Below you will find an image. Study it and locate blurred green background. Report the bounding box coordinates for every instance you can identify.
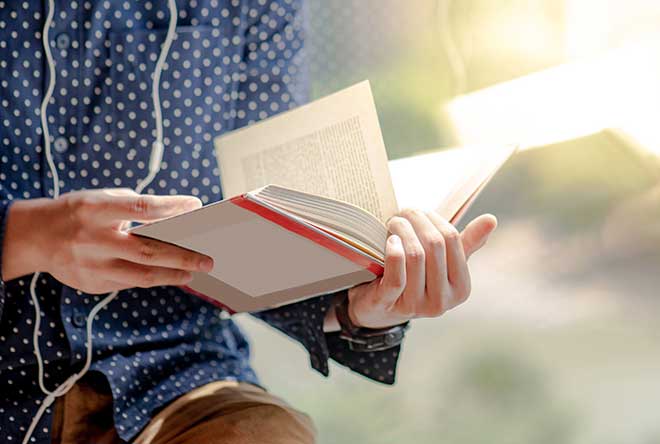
[235,1,660,443]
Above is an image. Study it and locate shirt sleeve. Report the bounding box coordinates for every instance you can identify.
[0,200,14,321]
[252,292,402,385]
[235,1,402,384]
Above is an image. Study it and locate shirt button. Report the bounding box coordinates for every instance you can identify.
[53,137,68,153]
[56,33,71,50]
[72,310,86,328]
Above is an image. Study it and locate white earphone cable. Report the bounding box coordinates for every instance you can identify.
[139,0,177,194]
[29,0,58,402]
[23,1,178,442]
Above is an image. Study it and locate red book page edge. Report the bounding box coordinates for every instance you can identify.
[180,285,238,315]
[230,195,385,277]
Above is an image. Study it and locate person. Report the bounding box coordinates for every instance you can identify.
[0,1,497,443]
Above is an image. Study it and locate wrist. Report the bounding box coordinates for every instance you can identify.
[335,292,409,352]
[2,198,57,280]
[346,286,364,327]
[322,288,367,333]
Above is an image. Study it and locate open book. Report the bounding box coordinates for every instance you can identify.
[131,81,516,312]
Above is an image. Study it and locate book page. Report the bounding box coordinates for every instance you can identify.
[389,144,517,222]
[389,148,469,212]
[215,81,398,222]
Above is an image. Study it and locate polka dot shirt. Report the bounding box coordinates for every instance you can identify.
[0,1,401,442]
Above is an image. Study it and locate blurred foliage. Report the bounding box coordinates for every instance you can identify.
[369,51,452,158]
[448,0,565,91]
[246,2,660,444]
[435,349,577,444]
[307,0,453,156]
[307,0,566,157]
[463,131,660,235]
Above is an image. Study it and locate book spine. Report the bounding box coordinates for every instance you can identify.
[180,285,237,315]
[230,195,384,276]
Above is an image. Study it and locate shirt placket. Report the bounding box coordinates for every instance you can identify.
[60,287,91,366]
[43,0,78,195]
[47,1,88,367]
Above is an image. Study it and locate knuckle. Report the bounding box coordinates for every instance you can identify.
[397,306,415,319]
[427,234,446,251]
[182,250,200,268]
[458,293,470,305]
[387,216,405,231]
[174,270,192,283]
[180,253,195,269]
[132,195,151,218]
[400,208,423,219]
[405,246,425,264]
[139,269,157,287]
[138,241,157,263]
[70,195,95,218]
[456,285,471,304]
[394,298,416,318]
[181,255,199,271]
[425,298,445,317]
[428,306,444,317]
[443,226,461,244]
[410,208,426,219]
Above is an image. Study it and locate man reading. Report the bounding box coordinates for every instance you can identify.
[0,1,496,443]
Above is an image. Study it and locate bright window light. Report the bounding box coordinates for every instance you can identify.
[445,37,660,152]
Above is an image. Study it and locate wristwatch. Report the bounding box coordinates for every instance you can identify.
[335,292,409,352]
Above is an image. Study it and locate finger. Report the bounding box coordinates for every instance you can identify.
[400,210,449,316]
[461,214,498,259]
[426,211,470,307]
[426,212,466,285]
[100,233,214,272]
[377,234,406,308]
[98,259,194,288]
[387,215,425,316]
[89,192,202,224]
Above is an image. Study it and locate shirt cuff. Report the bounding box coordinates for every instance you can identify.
[0,199,15,321]
[253,292,402,385]
[325,334,401,385]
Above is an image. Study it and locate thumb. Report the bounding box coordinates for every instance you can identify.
[461,214,497,259]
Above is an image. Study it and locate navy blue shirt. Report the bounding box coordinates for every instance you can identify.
[0,1,401,442]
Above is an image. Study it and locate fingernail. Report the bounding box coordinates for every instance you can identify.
[184,198,202,209]
[388,234,402,246]
[199,257,214,272]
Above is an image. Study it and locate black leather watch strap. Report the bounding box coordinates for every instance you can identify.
[335,292,408,352]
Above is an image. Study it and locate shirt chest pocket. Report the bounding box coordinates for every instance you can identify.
[107,26,243,151]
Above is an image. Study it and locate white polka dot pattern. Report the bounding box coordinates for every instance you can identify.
[0,1,401,443]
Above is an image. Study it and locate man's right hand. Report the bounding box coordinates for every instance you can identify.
[2,189,213,294]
